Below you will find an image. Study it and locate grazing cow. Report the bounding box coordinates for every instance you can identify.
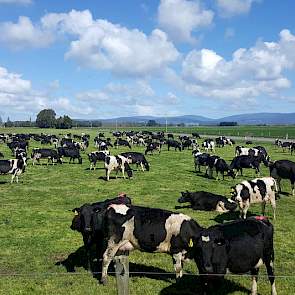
[31,148,62,165]
[207,157,235,180]
[193,151,211,174]
[181,139,194,150]
[177,191,237,212]
[70,194,132,268]
[0,154,27,183]
[215,136,233,148]
[246,140,253,145]
[229,155,269,177]
[58,147,82,164]
[193,217,277,295]
[120,152,149,172]
[144,142,161,155]
[88,151,110,170]
[100,204,203,284]
[235,146,260,157]
[7,141,28,155]
[104,155,133,181]
[192,132,201,139]
[0,152,4,158]
[231,177,277,219]
[269,160,295,195]
[280,141,292,152]
[167,140,182,151]
[114,139,131,149]
[202,139,215,152]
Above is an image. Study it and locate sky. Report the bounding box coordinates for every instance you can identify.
[0,0,295,120]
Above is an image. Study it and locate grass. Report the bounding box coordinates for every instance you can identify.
[0,127,295,294]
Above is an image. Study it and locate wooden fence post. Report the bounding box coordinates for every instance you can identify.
[114,251,129,295]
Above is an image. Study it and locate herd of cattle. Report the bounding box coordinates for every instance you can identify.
[1,130,295,294]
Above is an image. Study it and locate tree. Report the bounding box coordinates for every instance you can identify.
[146,119,157,127]
[36,109,56,128]
[56,115,73,129]
[4,117,14,127]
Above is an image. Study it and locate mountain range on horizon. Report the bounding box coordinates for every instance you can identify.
[76,112,295,125]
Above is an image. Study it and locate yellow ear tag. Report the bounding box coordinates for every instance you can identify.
[189,238,194,248]
[74,210,79,216]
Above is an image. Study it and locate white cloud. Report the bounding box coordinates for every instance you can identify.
[181,29,295,101]
[157,0,214,43]
[0,16,54,50]
[41,10,180,76]
[225,27,235,39]
[216,0,260,18]
[0,0,32,4]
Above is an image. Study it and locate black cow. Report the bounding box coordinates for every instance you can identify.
[70,194,132,269]
[88,151,109,170]
[177,191,237,212]
[31,148,62,165]
[114,139,131,149]
[167,140,182,151]
[58,147,82,164]
[229,155,268,177]
[192,132,201,139]
[193,217,277,295]
[269,159,295,195]
[0,154,27,183]
[99,204,203,284]
[120,152,149,172]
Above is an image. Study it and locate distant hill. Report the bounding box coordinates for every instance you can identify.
[76,113,295,125]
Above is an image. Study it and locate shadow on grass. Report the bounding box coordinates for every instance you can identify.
[160,275,250,295]
[84,167,105,171]
[55,246,174,283]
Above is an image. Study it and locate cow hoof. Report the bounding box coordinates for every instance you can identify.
[100,277,108,285]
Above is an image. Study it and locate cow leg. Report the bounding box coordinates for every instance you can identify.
[101,243,125,285]
[140,163,144,172]
[106,169,110,181]
[261,202,266,216]
[250,268,259,295]
[264,259,277,295]
[172,253,183,280]
[291,180,295,196]
[277,178,282,193]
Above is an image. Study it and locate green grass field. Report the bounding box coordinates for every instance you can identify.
[0,127,295,294]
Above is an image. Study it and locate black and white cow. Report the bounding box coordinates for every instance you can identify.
[70,194,132,268]
[207,157,235,180]
[177,191,237,212]
[104,155,133,181]
[0,154,27,183]
[58,147,82,164]
[193,217,277,295]
[120,152,149,172]
[231,177,277,219]
[100,204,203,284]
[193,151,211,174]
[31,148,62,165]
[88,151,110,170]
[144,142,161,155]
[202,139,215,152]
[269,159,295,196]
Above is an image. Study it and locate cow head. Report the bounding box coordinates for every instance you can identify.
[70,204,93,233]
[194,228,228,275]
[227,169,236,179]
[178,191,192,203]
[223,199,237,211]
[124,162,133,178]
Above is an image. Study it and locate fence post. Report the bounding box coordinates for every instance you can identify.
[114,251,129,295]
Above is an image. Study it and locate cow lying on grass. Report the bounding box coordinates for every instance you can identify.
[231,177,277,219]
[176,191,237,212]
[193,217,277,295]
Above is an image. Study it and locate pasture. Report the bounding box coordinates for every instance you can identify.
[0,127,295,295]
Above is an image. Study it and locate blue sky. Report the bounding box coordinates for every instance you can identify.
[0,0,295,120]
